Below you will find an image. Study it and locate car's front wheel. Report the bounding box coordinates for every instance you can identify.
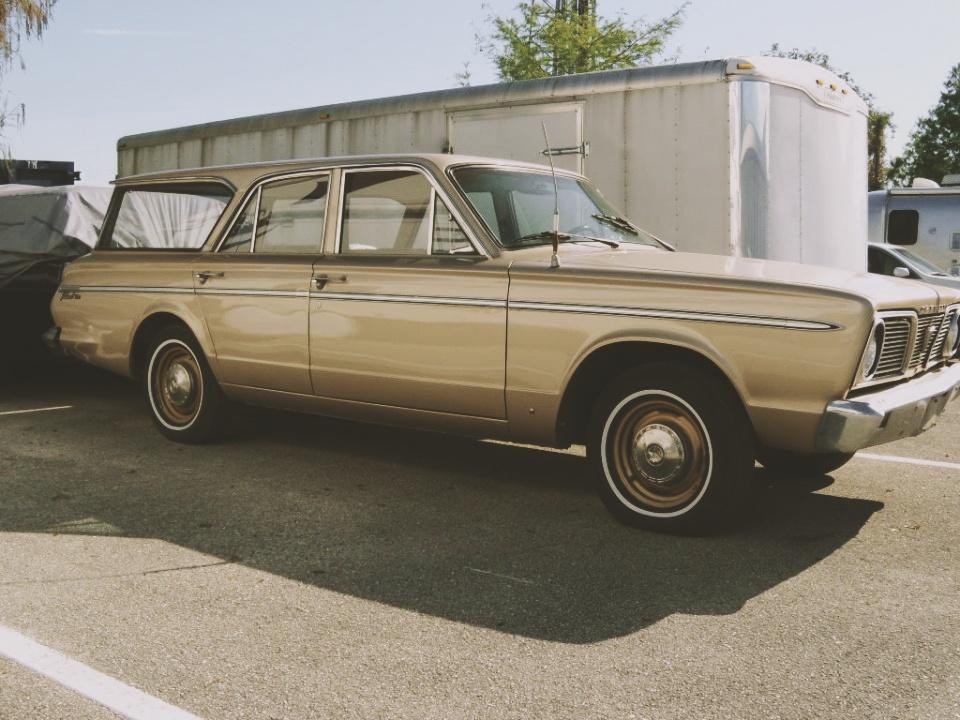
[587,363,754,533]
[145,326,226,443]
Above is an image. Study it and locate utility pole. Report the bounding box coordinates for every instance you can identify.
[550,0,597,75]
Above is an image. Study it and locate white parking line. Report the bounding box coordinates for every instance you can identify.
[466,567,536,585]
[0,405,73,417]
[0,625,201,720]
[857,452,960,471]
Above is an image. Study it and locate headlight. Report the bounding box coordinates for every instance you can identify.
[945,314,960,358]
[860,322,884,381]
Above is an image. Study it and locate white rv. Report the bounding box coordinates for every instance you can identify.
[117,57,868,270]
[868,178,960,275]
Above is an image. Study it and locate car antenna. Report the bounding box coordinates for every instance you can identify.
[541,121,561,269]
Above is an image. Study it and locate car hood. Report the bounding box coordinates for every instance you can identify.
[520,245,958,310]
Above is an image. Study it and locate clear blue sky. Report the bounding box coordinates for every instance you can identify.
[4,0,958,185]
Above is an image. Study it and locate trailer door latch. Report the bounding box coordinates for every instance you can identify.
[542,141,590,158]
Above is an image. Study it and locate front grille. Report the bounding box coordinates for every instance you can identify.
[929,308,956,363]
[875,316,911,378]
[910,313,946,369]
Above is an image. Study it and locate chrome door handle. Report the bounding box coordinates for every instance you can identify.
[313,274,347,290]
[195,271,225,284]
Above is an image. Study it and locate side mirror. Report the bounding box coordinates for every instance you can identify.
[893,266,911,278]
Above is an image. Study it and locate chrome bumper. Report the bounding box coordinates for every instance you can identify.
[816,363,960,454]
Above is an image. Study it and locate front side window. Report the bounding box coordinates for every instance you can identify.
[103,183,232,250]
[341,170,432,254]
[892,247,948,276]
[339,169,476,256]
[452,167,665,250]
[868,246,907,276]
[432,198,474,255]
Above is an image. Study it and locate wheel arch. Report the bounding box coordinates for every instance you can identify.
[130,311,212,379]
[555,339,752,447]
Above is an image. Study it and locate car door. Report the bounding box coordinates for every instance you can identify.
[308,165,508,419]
[194,173,330,395]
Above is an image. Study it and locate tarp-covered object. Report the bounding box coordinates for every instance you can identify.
[0,185,112,369]
[0,184,112,289]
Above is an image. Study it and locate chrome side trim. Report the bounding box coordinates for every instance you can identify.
[60,285,193,296]
[509,301,839,331]
[59,285,313,299]
[58,285,839,329]
[196,288,310,298]
[313,291,505,309]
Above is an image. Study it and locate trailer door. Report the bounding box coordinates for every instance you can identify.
[447,103,584,173]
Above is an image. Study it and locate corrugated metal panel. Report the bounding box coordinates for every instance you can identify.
[627,85,676,244]
[581,92,626,212]
[676,82,731,255]
[120,60,727,147]
[117,60,730,176]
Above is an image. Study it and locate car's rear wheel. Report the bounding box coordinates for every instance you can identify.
[587,363,754,533]
[145,326,226,443]
[756,447,854,477]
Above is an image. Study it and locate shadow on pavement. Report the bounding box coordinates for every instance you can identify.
[0,367,883,644]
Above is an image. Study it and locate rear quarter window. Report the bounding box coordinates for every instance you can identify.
[100,182,234,250]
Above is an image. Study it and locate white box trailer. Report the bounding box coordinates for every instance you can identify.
[117,56,868,270]
[868,182,960,274]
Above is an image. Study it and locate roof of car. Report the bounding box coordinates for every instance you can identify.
[114,153,583,186]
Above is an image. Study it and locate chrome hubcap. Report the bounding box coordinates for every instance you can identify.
[633,423,685,483]
[151,342,203,428]
[607,393,712,512]
[164,362,194,407]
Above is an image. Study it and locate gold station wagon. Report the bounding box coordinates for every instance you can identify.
[48,154,960,531]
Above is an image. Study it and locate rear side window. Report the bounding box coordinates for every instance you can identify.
[887,209,919,246]
[102,183,233,250]
[255,176,328,254]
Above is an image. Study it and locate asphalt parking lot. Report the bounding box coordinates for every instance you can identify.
[1,360,959,719]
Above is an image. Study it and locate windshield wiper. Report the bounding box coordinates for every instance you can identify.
[513,230,570,246]
[513,230,619,249]
[592,213,639,235]
[561,236,620,249]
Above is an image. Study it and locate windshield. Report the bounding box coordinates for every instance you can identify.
[891,247,948,276]
[451,166,666,250]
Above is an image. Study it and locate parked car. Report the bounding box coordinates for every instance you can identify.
[868,179,960,274]
[48,155,960,532]
[0,184,112,366]
[868,242,960,290]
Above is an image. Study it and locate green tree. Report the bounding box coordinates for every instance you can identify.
[889,63,960,186]
[0,0,56,153]
[765,45,893,191]
[482,0,687,81]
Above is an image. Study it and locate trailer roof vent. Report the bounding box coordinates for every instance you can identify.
[912,177,940,189]
[941,174,960,187]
